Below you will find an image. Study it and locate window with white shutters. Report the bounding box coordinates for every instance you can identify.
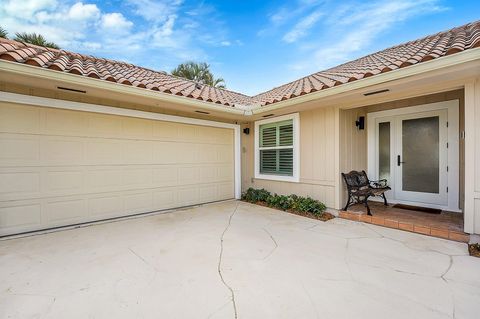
[259,120,294,176]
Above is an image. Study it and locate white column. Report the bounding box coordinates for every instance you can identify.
[464,78,480,234]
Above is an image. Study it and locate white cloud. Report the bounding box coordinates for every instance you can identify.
[68,2,100,20]
[220,41,231,46]
[283,10,323,43]
[3,0,57,19]
[101,13,133,31]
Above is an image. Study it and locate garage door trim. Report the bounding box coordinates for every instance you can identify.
[0,91,241,200]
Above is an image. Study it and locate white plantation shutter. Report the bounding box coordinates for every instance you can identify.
[259,120,294,176]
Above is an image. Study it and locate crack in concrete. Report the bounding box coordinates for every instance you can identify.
[301,282,320,319]
[207,300,231,319]
[262,228,278,260]
[128,247,160,275]
[217,203,239,319]
[362,223,467,257]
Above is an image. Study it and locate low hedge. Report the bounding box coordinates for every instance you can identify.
[242,188,327,217]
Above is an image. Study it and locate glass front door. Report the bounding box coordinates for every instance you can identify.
[375,110,448,206]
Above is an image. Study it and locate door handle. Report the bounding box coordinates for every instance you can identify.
[397,155,405,166]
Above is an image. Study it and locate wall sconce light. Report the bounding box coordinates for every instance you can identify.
[355,116,365,130]
[243,127,250,135]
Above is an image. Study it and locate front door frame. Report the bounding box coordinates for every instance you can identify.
[367,100,460,212]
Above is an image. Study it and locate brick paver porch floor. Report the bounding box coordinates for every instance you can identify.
[339,201,469,242]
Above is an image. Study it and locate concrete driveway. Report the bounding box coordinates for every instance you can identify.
[1,201,479,319]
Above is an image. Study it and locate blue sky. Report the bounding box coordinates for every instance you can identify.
[0,0,478,95]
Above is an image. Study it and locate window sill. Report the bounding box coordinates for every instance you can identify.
[254,174,300,183]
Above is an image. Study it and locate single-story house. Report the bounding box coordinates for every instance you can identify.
[0,21,479,238]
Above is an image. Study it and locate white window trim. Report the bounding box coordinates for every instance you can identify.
[254,113,300,182]
[0,91,242,199]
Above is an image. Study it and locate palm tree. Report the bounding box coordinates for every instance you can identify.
[0,26,8,39]
[14,32,60,49]
[171,61,226,88]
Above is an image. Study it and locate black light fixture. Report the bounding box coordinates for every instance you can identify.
[355,116,365,130]
[243,127,250,135]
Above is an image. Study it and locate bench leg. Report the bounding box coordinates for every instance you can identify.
[344,194,351,211]
[364,196,372,216]
[382,193,388,206]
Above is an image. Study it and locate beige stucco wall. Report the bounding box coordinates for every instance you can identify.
[242,106,338,209]
[242,89,465,213]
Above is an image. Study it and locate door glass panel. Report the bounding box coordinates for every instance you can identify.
[402,116,439,193]
[378,122,390,182]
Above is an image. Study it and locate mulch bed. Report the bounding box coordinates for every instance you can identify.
[468,243,480,258]
[245,200,336,222]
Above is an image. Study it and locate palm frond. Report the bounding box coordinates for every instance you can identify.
[14,32,60,49]
[171,61,226,88]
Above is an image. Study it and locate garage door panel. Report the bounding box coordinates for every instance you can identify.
[122,117,153,139]
[217,165,234,182]
[86,168,123,191]
[217,144,234,163]
[176,143,199,164]
[178,124,197,141]
[152,121,178,140]
[87,113,123,137]
[42,137,84,165]
[198,144,218,162]
[218,182,234,200]
[178,186,199,206]
[152,189,176,210]
[199,185,217,202]
[0,134,40,166]
[86,140,123,165]
[45,198,86,225]
[88,195,124,218]
[46,169,83,192]
[0,203,42,235]
[152,141,177,164]
[0,103,235,236]
[124,140,153,164]
[45,108,87,135]
[178,167,199,185]
[124,192,152,214]
[200,166,216,182]
[123,168,152,188]
[152,167,178,187]
[0,103,40,134]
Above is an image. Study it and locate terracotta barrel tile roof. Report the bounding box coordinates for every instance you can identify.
[0,20,479,108]
[252,20,480,105]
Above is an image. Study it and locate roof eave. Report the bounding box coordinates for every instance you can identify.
[251,47,480,114]
[0,60,248,115]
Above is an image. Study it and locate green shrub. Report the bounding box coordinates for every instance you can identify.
[292,196,327,216]
[242,188,326,216]
[266,194,293,211]
[242,188,271,203]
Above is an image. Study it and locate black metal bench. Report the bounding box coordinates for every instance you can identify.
[342,170,391,216]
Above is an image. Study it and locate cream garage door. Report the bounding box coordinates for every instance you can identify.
[0,102,235,236]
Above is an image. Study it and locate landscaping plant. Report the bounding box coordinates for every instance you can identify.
[242,188,330,219]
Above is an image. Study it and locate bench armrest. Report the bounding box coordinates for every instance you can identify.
[369,179,388,188]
